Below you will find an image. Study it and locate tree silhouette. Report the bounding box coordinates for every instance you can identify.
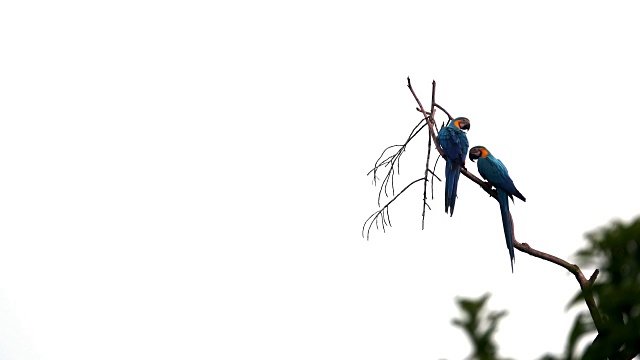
[568,217,640,360]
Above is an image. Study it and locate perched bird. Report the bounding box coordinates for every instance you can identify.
[469,146,526,271]
[437,117,470,216]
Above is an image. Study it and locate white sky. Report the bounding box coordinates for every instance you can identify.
[1,1,639,359]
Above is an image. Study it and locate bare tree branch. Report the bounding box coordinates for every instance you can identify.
[362,177,426,240]
[430,154,442,200]
[367,80,603,333]
[406,77,605,337]
[422,134,432,230]
[511,213,604,332]
[435,103,454,123]
[367,118,428,206]
[407,78,445,158]
[364,77,612,358]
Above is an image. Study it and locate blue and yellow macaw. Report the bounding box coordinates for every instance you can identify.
[437,117,470,216]
[469,146,526,271]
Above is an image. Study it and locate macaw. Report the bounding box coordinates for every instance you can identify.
[437,117,470,216]
[469,146,526,271]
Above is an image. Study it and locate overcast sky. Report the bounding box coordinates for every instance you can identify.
[1,1,639,359]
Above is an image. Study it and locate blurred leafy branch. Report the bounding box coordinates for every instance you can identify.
[452,217,640,360]
[452,294,512,360]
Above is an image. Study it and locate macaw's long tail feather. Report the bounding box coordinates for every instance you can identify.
[444,161,461,216]
[497,190,515,272]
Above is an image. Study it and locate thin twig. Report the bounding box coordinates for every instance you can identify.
[420,81,437,230]
[431,154,441,200]
[435,103,454,123]
[422,134,433,230]
[367,119,427,206]
[407,77,445,157]
[430,80,436,126]
[362,177,426,240]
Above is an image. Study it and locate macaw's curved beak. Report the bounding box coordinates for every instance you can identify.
[469,149,480,162]
[460,121,470,131]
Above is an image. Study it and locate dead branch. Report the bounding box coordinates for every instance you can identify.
[408,78,444,158]
[363,76,615,358]
[367,118,428,206]
[435,103,454,123]
[422,134,433,230]
[366,78,488,238]
[511,214,604,332]
[407,78,604,336]
[362,177,426,240]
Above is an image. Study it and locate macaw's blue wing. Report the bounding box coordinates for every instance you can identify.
[477,157,526,202]
[438,126,469,167]
[437,125,469,216]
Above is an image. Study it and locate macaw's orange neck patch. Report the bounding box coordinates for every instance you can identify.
[454,119,463,129]
[479,147,489,158]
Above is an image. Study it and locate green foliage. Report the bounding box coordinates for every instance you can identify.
[538,312,595,360]
[452,294,511,360]
[572,217,640,360]
[454,216,640,360]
